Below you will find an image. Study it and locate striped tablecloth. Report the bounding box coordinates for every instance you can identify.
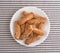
[0,0,60,53]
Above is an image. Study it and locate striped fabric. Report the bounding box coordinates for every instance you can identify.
[0,0,60,53]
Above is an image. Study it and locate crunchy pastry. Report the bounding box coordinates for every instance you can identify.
[22,11,33,16]
[14,11,47,45]
[18,13,34,25]
[38,18,47,29]
[20,25,33,40]
[36,16,47,23]
[29,32,34,38]
[25,35,43,45]
[27,18,40,25]
[25,23,30,30]
[22,11,28,16]
[38,23,45,29]
[20,24,25,34]
[33,14,47,23]
[14,21,21,39]
[33,28,45,35]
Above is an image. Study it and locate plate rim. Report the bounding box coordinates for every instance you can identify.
[10,6,50,47]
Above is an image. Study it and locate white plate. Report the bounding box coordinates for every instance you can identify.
[10,6,50,47]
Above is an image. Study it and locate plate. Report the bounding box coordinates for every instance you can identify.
[10,6,50,47]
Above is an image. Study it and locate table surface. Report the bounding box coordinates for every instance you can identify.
[0,0,60,53]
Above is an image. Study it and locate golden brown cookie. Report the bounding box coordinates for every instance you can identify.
[33,28,45,35]
[20,24,25,34]
[20,25,33,40]
[25,35,43,45]
[27,18,40,25]
[22,11,28,16]
[15,21,21,39]
[18,13,34,25]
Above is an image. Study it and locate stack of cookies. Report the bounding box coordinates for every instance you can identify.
[14,11,47,45]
